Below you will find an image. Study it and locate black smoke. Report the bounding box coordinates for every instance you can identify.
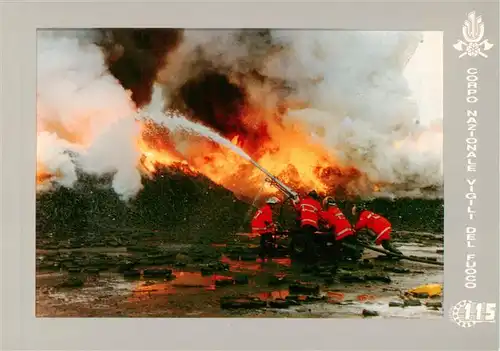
[96,29,184,107]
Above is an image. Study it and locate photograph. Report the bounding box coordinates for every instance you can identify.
[35,28,444,318]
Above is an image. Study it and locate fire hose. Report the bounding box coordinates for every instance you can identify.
[273,230,443,266]
[239,160,443,267]
[342,241,444,266]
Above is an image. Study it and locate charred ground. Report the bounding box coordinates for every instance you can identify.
[36,169,444,319]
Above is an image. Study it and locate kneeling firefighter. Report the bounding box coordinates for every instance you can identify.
[319,196,362,261]
[251,197,281,260]
[352,203,402,255]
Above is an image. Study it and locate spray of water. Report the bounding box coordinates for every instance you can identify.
[142,87,296,196]
[143,109,295,197]
[145,111,253,163]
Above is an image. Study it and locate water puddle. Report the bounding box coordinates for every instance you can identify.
[255,289,290,301]
[220,256,291,273]
[398,244,443,259]
[36,241,444,318]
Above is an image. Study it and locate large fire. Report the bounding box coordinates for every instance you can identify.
[35,30,444,201]
[134,102,373,200]
[36,102,370,200]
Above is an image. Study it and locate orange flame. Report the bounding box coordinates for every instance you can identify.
[135,108,355,199]
[36,162,63,185]
[36,103,394,199]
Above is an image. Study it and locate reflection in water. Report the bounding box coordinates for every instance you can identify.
[327,291,345,301]
[128,270,249,302]
[220,256,262,272]
[127,256,296,303]
[256,290,289,301]
[272,258,291,267]
[125,255,386,307]
[356,294,376,302]
[220,256,291,273]
[129,271,216,302]
[172,271,213,287]
[37,234,443,319]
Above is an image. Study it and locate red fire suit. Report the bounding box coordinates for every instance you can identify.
[320,207,355,241]
[354,210,392,245]
[251,204,276,234]
[293,196,322,229]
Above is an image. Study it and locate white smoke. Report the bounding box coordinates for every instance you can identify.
[157,30,443,197]
[37,29,443,199]
[36,30,142,200]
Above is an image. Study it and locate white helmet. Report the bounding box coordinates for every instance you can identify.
[266,197,280,204]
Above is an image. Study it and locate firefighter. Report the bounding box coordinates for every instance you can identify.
[292,190,322,233]
[351,204,402,255]
[290,190,322,261]
[319,197,361,261]
[251,197,281,260]
[320,197,355,240]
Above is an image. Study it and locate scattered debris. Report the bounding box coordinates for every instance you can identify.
[269,299,291,309]
[143,269,173,278]
[425,301,442,308]
[117,261,135,273]
[283,296,301,306]
[362,309,379,317]
[364,274,392,283]
[339,274,366,283]
[123,270,141,278]
[200,267,214,276]
[233,274,249,285]
[411,292,429,299]
[358,260,375,269]
[317,270,334,278]
[36,202,443,318]
[407,284,442,298]
[303,295,327,303]
[84,268,100,275]
[323,277,335,285]
[57,276,84,288]
[404,299,422,307]
[289,282,320,295]
[215,279,234,287]
[220,296,267,310]
[384,266,410,274]
[296,307,310,313]
[268,274,290,286]
[239,254,259,261]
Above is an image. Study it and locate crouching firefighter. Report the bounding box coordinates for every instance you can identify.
[319,197,362,261]
[351,204,402,255]
[251,197,281,260]
[290,190,322,261]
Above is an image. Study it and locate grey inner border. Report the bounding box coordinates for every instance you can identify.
[1,1,499,350]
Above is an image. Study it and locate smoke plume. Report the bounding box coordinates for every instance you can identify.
[37,30,142,199]
[36,29,443,200]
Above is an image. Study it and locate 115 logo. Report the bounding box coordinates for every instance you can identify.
[449,300,497,328]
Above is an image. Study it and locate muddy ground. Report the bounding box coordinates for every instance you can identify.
[36,230,443,318]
